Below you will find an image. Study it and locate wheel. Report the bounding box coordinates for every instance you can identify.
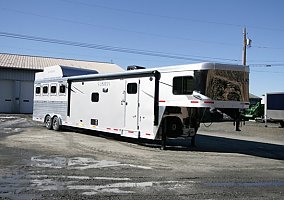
[190,135,196,147]
[52,116,61,131]
[160,138,166,150]
[280,121,284,128]
[160,127,167,150]
[45,115,53,130]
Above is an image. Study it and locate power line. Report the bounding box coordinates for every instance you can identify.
[0,7,238,47]
[60,0,242,27]
[3,7,284,51]
[251,69,284,73]
[252,45,284,50]
[0,45,173,64]
[250,63,284,67]
[0,31,240,63]
[60,0,284,32]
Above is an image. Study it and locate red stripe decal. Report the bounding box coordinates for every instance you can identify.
[159,100,166,102]
[191,100,199,103]
[146,133,151,136]
[113,128,119,131]
[204,101,214,104]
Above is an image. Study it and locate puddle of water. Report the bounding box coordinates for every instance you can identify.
[0,116,18,119]
[29,174,130,181]
[207,181,284,187]
[31,156,67,169]
[92,177,131,181]
[0,172,41,200]
[67,180,195,195]
[68,181,154,195]
[31,178,63,191]
[31,156,152,170]
[28,155,165,195]
[68,157,124,169]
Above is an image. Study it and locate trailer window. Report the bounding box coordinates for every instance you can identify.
[127,83,137,94]
[173,76,194,95]
[51,85,57,94]
[59,84,66,94]
[35,86,41,95]
[91,92,99,102]
[43,85,48,94]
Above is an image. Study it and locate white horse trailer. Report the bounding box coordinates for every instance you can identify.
[263,92,284,128]
[33,63,249,148]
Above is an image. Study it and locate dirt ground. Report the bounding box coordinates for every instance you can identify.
[0,114,283,199]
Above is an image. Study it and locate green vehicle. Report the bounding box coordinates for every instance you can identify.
[242,102,264,120]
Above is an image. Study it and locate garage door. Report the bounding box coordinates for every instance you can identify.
[20,81,34,113]
[0,80,13,113]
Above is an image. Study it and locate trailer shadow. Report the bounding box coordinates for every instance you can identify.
[166,135,284,161]
[68,127,284,161]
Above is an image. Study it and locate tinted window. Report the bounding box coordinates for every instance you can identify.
[51,85,57,94]
[91,92,99,102]
[43,86,48,94]
[173,76,194,95]
[35,87,41,94]
[59,85,66,94]
[267,94,284,110]
[127,83,137,94]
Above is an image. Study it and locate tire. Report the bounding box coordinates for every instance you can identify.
[280,121,284,128]
[52,116,61,131]
[160,120,167,150]
[45,115,53,130]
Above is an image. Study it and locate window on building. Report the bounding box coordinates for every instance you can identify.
[91,92,99,102]
[127,83,137,94]
[59,84,66,94]
[43,85,48,94]
[35,86,41,95]
[51,85,57,94]
[173,76,194,95]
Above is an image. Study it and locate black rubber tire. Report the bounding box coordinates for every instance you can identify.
[45,115,53,130]
[280,121,284,128]
[52,116,61,131]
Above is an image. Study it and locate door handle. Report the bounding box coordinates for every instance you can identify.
[121,100,128,105]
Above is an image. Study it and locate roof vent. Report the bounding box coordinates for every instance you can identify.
[127,65,146,70]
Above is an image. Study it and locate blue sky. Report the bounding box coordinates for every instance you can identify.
[1,0,284,97]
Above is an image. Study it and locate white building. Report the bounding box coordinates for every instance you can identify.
[0,53,123,113]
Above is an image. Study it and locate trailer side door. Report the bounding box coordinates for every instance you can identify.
[138,76,156,139]
[122,79,140,138]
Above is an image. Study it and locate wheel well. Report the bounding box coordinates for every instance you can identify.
[44,115,61,125]
[44,115,51,123]
[161,116,183,138]
[52,115,62,125]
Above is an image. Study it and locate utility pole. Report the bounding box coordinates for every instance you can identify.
[236,27,250,131]
[242,27,247,66]
[242,27,252,66]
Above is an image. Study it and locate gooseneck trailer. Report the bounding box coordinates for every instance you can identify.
[33,63,249,149]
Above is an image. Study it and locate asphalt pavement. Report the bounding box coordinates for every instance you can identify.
[0,114,283,199]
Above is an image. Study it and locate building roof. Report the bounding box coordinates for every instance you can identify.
[249,93,261,99]
[0,53,124,73]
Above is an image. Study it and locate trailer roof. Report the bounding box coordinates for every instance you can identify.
[155,62,249,72]
[35,65,99,80]
[67,62,249,81]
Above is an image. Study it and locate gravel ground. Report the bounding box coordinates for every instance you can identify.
[0,114,283,199]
